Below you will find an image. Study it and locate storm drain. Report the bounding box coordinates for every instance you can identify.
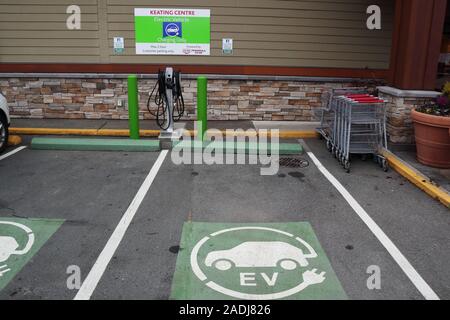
[278,157,309,168]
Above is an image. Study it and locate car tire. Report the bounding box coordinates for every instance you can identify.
[0,114,8,153]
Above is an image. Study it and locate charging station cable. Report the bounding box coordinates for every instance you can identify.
[147,70,185,130]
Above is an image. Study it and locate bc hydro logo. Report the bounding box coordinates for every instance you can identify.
[163,22,182,38]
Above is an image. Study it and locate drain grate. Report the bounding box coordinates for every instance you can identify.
[278,157,309,168]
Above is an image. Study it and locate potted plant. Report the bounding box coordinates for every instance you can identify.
[411,83,450,168]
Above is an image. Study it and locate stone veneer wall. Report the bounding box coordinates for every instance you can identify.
[378,87,440,144]
[0,75,380,122]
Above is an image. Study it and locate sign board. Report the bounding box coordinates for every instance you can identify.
[171,222,347,300]
[222,38,233,55]
[134,8,210,55]
[0,218,64,292]
[113,37,124,54]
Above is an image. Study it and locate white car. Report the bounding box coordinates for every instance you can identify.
[0,93,10,153]
[205,241,317,271]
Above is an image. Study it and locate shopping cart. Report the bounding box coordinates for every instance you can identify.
[316,88,368,154]
[317,90,388,173]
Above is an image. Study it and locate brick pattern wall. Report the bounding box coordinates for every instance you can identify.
[204,80,326,121]
[379,92,436,144]
[0,76,378,122]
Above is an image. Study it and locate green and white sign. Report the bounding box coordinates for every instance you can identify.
[134,8,210,55]
[171,222,347,300]
[0,217,63,291]
[113,37,124,54]
[222,38,233,55]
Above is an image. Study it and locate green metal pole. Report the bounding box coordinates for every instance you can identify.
[197,76,208,141]
[127,74,140,140]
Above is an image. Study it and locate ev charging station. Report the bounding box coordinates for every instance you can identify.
[147,67,185,149]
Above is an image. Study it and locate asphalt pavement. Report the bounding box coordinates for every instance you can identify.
[0,136,448,300]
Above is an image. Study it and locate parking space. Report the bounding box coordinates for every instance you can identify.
[0,146,160,299]
[0,137,448,300]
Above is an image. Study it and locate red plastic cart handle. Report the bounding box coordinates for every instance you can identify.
[351,99,384,104]
[345,94,372,98]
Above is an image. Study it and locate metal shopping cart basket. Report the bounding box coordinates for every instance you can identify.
[316,87,368,151]
[317,89,388,173]
[334,94,388,172]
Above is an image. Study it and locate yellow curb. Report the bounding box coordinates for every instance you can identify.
[10,127,318,139]
[382,149,450,208]
[9,127,161,137]
[97,129,160,137]
[277,130,319,139]
[96,129,130,136]
[10,128,99,136]
[7,135,22,146]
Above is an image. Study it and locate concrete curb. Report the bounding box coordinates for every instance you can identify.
[173,141,303,155]
[31,137,161,152]
[382,149,450,208]
[7,135,22,146]
[10,127,319,139]
[11,128,159,137]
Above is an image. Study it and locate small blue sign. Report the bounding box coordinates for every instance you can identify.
[163,22,182,38]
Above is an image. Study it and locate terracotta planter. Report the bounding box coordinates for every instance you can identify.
[411,109,450,168]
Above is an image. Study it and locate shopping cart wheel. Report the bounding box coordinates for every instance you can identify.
[376,156,382,166]
[326,140,332,152]
[382,159,389,172]
[344,160,351,173]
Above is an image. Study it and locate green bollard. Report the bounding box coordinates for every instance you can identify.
[197,76,208,141]
[127,74,140,140]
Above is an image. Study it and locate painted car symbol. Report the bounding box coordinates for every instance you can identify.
[205,241,317,271]
[165,23,180,37]
[0,236,20,263]
[0,221,35,263]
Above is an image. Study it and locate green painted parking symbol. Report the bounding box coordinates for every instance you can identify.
[0,217,64,291]
[171,222,347,300]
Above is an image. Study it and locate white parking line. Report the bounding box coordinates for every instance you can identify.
[0,146,27,161]
[74,150,168,300]
[305,148,440,300]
